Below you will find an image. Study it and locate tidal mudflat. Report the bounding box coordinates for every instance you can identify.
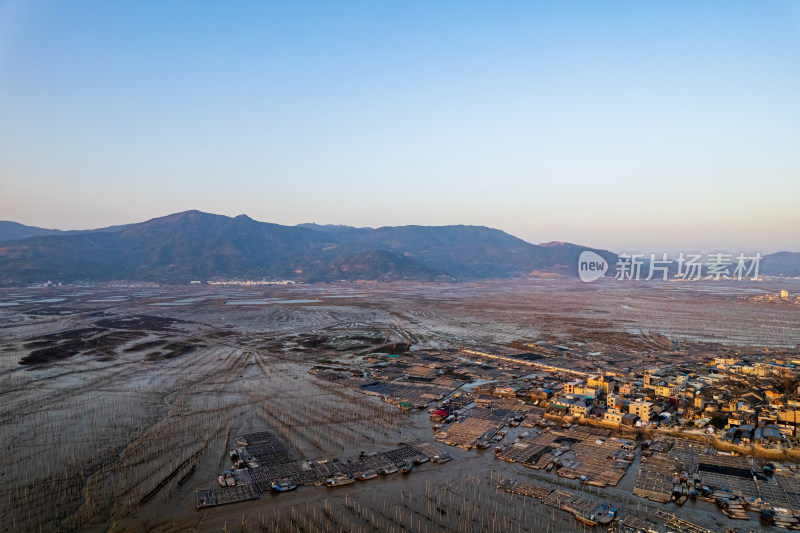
[1,278,798,531]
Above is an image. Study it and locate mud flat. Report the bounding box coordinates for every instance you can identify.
[0,279,797,531]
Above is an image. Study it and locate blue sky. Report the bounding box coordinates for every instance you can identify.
[1,1,798,253]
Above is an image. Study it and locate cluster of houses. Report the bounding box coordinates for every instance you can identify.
[321,343,800,451]
[522,355,800,446]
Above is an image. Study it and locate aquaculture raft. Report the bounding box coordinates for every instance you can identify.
[196,484,260,509]
[198,431,449,510]
[500,479,615,526]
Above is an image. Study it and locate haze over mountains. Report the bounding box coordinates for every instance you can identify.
[0,211,796,285]
[0,221,134,242]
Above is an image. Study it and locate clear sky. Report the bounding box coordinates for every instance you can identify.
[1,1,798,253]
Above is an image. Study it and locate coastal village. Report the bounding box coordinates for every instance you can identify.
[208,337,800,531]
[200,332,800,530]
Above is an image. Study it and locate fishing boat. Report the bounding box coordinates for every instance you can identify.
[401,462,413,473]
[359,470,378,480]
[326,475,355,487]
[378,465,398,475]
[217,475,226,487]
[413,455,429,464]
[224,471,236,487]
[271,479,298,492]
[574,513,598,526]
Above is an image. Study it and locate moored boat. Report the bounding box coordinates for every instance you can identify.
[575,514,598,526]
[326,475,355,487]
[359,470,378,480]
[271,479,298,492]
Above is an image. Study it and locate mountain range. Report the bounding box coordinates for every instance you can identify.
[0,211,796,285]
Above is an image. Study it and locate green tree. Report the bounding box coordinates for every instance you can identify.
[710,415,727,430]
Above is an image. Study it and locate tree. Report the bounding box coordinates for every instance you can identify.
[710,415,727,430]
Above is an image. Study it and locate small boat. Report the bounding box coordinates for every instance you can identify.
[224,471,236,487]
[326,475,356,487]
[413,455,430,464]
[271,479,298,492]
[401,462,413,473]
[218,475,226,487]
[575,514,598,526]
[378,465,398,475]
[359,470,378,480]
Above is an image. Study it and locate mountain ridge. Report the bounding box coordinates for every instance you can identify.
[0,220,134,242]
[0,211,795,285]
